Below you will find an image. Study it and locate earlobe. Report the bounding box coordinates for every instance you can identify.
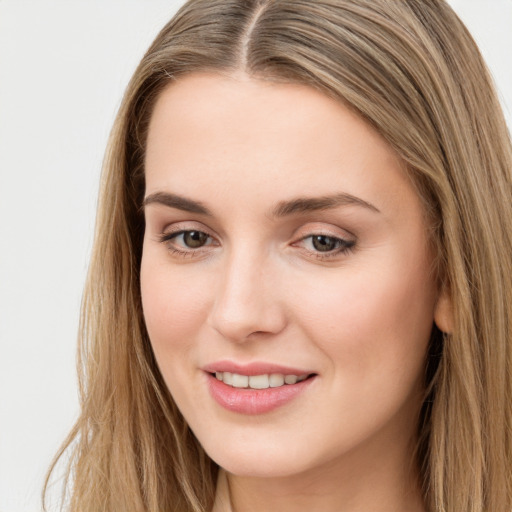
[434,288,454,334]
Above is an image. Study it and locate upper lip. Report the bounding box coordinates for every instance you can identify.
[202,360,315,376]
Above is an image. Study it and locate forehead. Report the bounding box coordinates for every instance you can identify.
[144,72,419,221]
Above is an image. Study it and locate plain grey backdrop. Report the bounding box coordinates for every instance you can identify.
[0,1,511,511]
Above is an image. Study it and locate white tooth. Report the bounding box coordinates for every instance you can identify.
[296,374,308,382]
[269,374,285,387]
[215,372,223,381]
[232,373,249,388]
[249,374,270,389]
[223,372,233,385]
[284,375,298,385]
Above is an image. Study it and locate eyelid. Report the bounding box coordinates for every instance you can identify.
[160,230,215,244]
[159,220,217,238]
[293,233,355,248]
[157,220,220,253]
[161,227,216,241]
[290,223,357,258]
[156,221,356,260]
[292,222,355,241]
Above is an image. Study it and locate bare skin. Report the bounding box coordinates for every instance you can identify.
[141,72,451,512]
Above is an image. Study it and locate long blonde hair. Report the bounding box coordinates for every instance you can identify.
[44,1,512,511]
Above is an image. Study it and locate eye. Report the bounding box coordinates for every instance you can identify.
[159,229,216,253]
[310,235,343,252]
[298,234,355,257]
[179,230,210,248]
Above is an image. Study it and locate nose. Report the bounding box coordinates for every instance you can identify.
[207,247,287,342]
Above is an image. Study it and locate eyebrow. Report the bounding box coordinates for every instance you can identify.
[272,193,380,217]
[143,191,212,215]
[143,191,380,217]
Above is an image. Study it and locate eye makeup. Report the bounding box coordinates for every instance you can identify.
[157,228,356,261]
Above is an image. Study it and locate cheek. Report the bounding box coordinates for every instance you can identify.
[140,251,212,361]
[140,252,219,415]
[290,255,436,383]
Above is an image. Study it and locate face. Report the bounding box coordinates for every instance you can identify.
[141,73,445,479]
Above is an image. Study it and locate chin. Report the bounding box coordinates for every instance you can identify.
[196,430,328,479]
[212,454,305,479]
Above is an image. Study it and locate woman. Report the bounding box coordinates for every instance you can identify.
[45,0,512,511]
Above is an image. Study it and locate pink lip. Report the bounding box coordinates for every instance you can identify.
[202,360,312,376]
[203,361,316,415]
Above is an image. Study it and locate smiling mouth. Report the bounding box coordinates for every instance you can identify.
[211,371,314,389]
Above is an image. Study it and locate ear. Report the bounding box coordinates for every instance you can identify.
[434,286,454,334]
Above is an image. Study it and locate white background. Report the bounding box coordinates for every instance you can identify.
[0,2,510,511]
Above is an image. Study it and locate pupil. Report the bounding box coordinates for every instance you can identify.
[184,231,207,248]
[312,235,337,252]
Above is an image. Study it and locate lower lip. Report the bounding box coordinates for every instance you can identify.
[206,373,315,415]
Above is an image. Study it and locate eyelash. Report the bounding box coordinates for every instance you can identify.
[158,230,216,258]
[158,230,356,260]
[297,234,356,259]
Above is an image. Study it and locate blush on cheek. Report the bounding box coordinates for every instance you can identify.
[141,268,210,353]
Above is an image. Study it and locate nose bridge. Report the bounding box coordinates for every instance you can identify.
[208,242,285,341]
